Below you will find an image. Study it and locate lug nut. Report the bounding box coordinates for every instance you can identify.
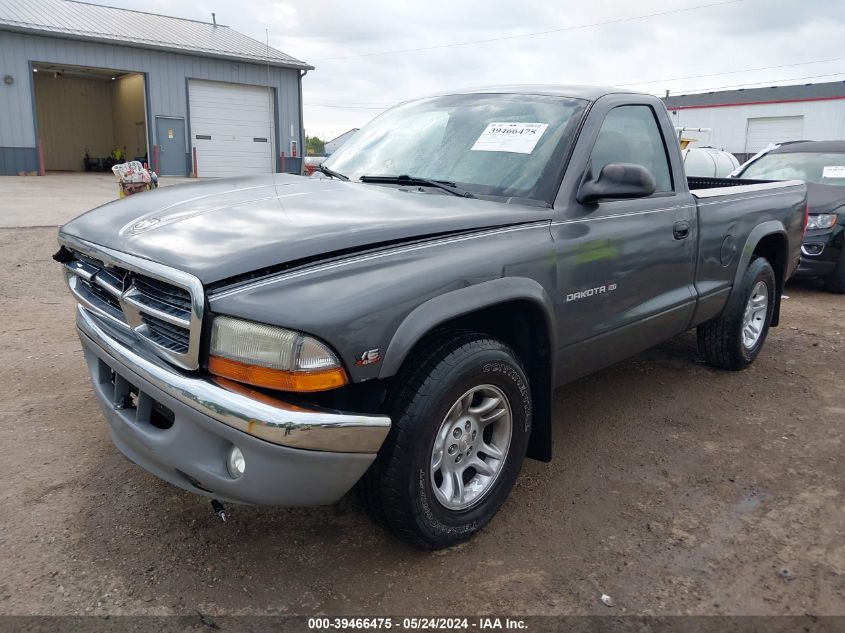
[448,444,457,454]
[453,428,461,438]
[456,454,463,463]
[465,421,471,431]
[472,430,477,440]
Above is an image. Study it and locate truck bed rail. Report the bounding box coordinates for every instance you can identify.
[688,176,774,190]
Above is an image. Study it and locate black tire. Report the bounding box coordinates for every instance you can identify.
[698,257,776,370]
[358,331,531,549]
[823,254,845,294]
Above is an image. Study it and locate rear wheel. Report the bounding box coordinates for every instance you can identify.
[698,257,776,370]
[358,332,531,549]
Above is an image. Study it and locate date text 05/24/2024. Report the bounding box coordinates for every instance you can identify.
[307,617,528,630]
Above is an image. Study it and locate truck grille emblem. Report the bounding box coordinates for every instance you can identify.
[131,218,161,232]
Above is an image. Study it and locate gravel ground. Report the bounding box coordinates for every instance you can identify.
[1,226,843,617]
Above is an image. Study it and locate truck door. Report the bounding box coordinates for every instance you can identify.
[551,99,697,383]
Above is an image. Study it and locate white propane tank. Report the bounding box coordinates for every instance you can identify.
[682,147,741,178]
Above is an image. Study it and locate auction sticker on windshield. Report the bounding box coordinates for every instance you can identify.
[823,166,845,179]
[471,122,549,154]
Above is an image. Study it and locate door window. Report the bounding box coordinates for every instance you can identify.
[589,106,673,192]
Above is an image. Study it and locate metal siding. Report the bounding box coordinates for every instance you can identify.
[0,147,38,173]
[670,100,845,155]
[0,31,303,175]
[0,32,35,146]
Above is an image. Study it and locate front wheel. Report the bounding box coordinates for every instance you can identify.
[358,332,531,549]
[698,257,776,370]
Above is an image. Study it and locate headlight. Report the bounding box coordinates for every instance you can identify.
[807,214,838,230]
[208,316,348,392]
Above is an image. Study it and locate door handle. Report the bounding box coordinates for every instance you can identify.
[673,221,690,240]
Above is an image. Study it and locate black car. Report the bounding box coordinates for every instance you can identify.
[736,140,845,292]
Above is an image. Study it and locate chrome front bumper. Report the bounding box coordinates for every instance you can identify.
[77,305,390,453]
[76,306,391,506]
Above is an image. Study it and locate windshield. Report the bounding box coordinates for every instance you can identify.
[741,152,845,186]
[322,93,588,203]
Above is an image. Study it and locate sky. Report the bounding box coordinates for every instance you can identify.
[90,0,845,141]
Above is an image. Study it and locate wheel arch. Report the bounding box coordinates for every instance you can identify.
[379,277,557,462]
[734,222,789,327]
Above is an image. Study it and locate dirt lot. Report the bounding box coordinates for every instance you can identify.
[0,174,196,228]
[1,225,843,617]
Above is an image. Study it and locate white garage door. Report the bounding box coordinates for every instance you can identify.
[189,80,275,177]
[744,116,804,154]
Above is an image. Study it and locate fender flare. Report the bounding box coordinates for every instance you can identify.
[731,220,788,326]
[378,277,557,379]
[732,220,787,288]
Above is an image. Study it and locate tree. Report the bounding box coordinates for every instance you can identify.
[306,135,326,156]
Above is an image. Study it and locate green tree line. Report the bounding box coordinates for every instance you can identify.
[306,135,326,156]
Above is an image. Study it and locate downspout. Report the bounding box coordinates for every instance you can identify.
[298,69,308,176]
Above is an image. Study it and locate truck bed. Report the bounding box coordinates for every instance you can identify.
[687,174,806,327]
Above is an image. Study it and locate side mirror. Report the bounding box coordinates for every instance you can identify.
[577,162,657,204]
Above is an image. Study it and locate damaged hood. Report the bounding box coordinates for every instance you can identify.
[59,174,551,285]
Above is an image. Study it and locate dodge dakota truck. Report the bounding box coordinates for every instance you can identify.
[55,86,807,549]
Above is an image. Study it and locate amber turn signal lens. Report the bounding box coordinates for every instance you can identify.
[211,377,311,411]
[209,355,348,392]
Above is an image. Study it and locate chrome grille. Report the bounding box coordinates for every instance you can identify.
[61,237,204,370]
[140,313,191,353]
[78,278,123,316]
[133,276,192,313]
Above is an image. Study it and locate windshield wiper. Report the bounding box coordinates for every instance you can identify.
[359,174,475,198]
[316,164,349,181]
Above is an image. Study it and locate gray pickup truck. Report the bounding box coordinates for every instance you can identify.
[56,86,807,549]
